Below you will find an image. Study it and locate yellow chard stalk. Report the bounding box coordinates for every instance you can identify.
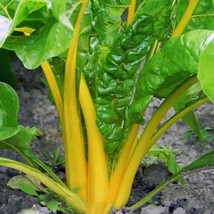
[171,0,200,38]
[104,124,139,213]
[80,76,108,214]
[63,0,88,201]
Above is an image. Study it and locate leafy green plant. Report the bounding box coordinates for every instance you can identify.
[0,0,214,213]
[145,145,180,175]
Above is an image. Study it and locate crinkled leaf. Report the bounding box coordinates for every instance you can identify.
[198,39,214,103]
[92,0,175,154]
[130,30,214,120]
[0,0,46,47]
[135,0,173,40]
[0,82,19,127]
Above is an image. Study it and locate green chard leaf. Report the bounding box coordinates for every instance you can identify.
[130,30,214,120]
[0,0,46,47]
[1,0,85,69]
[89,0,174,154]
[3,16,74,69]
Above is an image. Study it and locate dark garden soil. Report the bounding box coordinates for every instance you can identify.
[0,59,214,214]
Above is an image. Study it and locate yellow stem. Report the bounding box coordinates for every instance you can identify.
[79,76,108,214]
[127,0,137,26]
[103,125,139,213]
[63,0,88,201]
[15,27,35,35]
[171,0,200,38]
[41,62,64,125]
[0,158,87,213]
[114,76,198,208]
[127,127,139,162]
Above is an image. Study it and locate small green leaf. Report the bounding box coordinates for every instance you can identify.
[18,181,39,196]
[46,200,59,212]
[147,145,180,175]
[7,175,39,196]
[198,39,214,103]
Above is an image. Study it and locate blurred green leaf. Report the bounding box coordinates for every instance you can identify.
[0,49,17,88]
[198,39,214,103]
[46,200,59,212]
[0,81,19,127]
[7,175,40,196]
[0,127,19,141]
[0,126,37,157]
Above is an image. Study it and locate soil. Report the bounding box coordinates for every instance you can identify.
[0,59,214,214]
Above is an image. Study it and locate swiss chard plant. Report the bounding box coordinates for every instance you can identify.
[0,0,214,213]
